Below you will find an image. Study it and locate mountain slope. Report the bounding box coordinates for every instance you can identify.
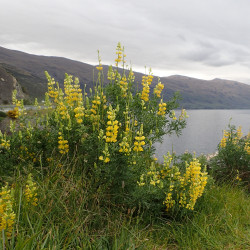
[160,75,250,109]
[0,65,25,104]
[0,46,250,109]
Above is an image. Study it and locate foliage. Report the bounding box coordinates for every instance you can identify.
[0,111,7,118]
[0,168,248,249]
[210,124,250,188]
[0,174,37,242]
[0,43,188,200]
[136,152,209,215]
[0,43,218,248]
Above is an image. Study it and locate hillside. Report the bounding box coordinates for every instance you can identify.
[0,65,25,104]
[0,46,250,109]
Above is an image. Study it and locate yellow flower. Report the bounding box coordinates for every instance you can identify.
[154,81,164,97]
[58,134,69,154]
[157,100,167,116]
[0,184,16,238]
[24,174,38,206]
[134,125,145,152]
[220,137,227,148]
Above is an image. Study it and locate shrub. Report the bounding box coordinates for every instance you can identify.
[210,124,250,188]
[0,43,203,215]
[136,152,209,215]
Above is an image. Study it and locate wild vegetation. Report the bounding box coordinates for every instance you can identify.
[0,43,249,249]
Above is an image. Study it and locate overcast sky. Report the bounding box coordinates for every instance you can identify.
[1,0,250,84]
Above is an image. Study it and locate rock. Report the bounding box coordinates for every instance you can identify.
[0,66,25,104]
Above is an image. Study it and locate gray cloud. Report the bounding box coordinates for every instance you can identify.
[1,0,250,84]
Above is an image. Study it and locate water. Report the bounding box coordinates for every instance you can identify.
[0,105,40,112]
[155,109,250,159]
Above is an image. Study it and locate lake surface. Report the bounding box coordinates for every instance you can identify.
[154,109,250,159]
[0,105,38,112]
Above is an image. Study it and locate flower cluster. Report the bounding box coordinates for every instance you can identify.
[244,142,250,155]
[157,100,167,116]
[181,159,208,210]
[58,132,69,154]
[0,184,15,238]
[0,138,10,150]
[105,105,119,143]
[45,72,59,101]
[138,153,208,212]
[99,143,110,163]
[115,42,126,67]
[119,136,131,155]
[141,73,153,102]
[220,126,243,148]
[134,125,145,152]
[236,126,243,140]
[179,109,188,121]
[220,130,229,148]
[24,174,38,206]
[119,76,128,97]
[154,81,164,97]
[74,106,85,124]
[107,66,115,81]
[89,94,101,125]
[64,75,83,106]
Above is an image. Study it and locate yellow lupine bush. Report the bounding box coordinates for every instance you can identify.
[212,124,250,186]
[1,43,187,213]
[138,153,208,212]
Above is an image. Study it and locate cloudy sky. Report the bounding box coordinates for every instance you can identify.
[1,0,250,84]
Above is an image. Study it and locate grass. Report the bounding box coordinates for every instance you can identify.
[2,164,249,249]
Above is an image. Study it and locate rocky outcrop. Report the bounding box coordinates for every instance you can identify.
[0,66,25,104]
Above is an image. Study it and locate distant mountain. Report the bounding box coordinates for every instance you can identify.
[0,46,250,109]
[160,75,250,109]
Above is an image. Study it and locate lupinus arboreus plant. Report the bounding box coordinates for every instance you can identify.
[136,152,208,214]
[0,43,190,208]
[211,124,250,187]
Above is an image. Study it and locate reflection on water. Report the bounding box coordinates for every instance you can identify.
[155,110,250,159]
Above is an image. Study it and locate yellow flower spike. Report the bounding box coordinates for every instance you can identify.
[0,184,16,238]
[236,126,243,139]
[220,136,227,148]
[105,105,119,143]
[157,100,167,116]
[24,174,38,207]
[58,133,69,154]
[154,81,164,98]
[133,125,145,152]
[244,142,250,154]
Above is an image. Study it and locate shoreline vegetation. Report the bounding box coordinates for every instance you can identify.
[0,44,249,249]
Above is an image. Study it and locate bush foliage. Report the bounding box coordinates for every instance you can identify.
[210,124,250,188]
[0,43,212,244]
